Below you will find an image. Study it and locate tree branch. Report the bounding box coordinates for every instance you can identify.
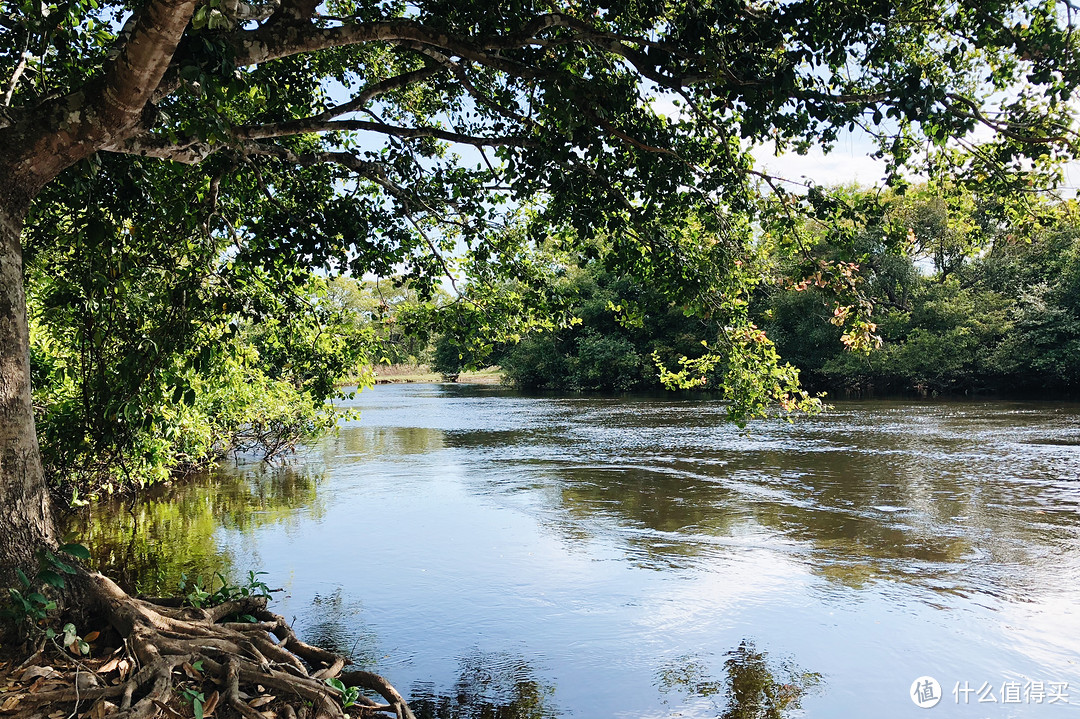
[106,111,534,165]
[0,0,198,199]
[265,0,318,24]
[220,0,280,23]
[102,134,215,163]
[943,93,1078,145]
[3,43,29,107]
[310,65,445,122]
[237,117,535,147]
[227,12,711,90]
[95,0,199,131]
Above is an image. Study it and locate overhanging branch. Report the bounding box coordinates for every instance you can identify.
[234,118,536,148]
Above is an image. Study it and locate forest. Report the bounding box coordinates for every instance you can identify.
[491,187,1080,398]
[27,182,1080,506]
[2,0,1080,716]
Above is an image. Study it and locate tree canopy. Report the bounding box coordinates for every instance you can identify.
[4,0,1079,273]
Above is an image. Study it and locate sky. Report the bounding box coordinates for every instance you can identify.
[750,119,1080,196]
[754,139,1080,195]
[648,96,1080,195]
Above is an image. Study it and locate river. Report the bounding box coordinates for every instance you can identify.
[70,384,1080,718]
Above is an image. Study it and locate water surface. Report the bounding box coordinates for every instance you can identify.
[71,385,1080,717]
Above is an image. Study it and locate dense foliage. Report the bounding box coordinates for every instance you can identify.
[25,158,375,500]
[499,264,722,393]
[488,186,1080,401]
[761,190,1080,396]
[501,187,1080,400]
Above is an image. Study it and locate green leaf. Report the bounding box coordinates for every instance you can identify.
[38,569,66,589]
[58,543,91,560]
[53,560,77,575]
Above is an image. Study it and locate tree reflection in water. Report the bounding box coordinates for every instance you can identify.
[294,588,383,671]
[401,640,818,719]
[409,651,558,719]
[65,461,324,595]
[658,640,822,719]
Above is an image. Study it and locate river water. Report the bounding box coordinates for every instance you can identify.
[70,385,1080,718]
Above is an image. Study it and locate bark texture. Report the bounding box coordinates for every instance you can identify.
[0,0,199,206]
[0,200,54,585]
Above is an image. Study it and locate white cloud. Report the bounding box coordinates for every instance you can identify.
[751,145,889,188]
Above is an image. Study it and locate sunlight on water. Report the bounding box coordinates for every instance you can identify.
[70,386,1080,718]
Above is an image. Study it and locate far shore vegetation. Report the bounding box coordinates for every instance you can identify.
[26,183,1079,507]
[340,364,504,386]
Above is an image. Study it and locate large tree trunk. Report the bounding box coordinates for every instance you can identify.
[0,0,206,583]
[0,6,417,712]
[0,198,55,585]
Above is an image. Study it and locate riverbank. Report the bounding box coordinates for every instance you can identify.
[0,589,412,718]
[341,364,504,386]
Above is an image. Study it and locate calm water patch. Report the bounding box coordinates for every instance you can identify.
[70,385,1080,717]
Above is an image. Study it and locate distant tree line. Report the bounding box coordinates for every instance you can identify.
[485,187,1080,398]
[763,187,1080,397]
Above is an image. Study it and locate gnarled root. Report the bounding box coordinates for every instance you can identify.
[5,571,417,719]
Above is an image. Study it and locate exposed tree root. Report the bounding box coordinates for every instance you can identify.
[0,572,417,719]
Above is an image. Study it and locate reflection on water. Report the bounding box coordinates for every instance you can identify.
[65,461,325,595]
[324,425,447,463]
[70,386,1080,718]
[296,588,385,670]
[410,651,558,719]
[658,642,822,719]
